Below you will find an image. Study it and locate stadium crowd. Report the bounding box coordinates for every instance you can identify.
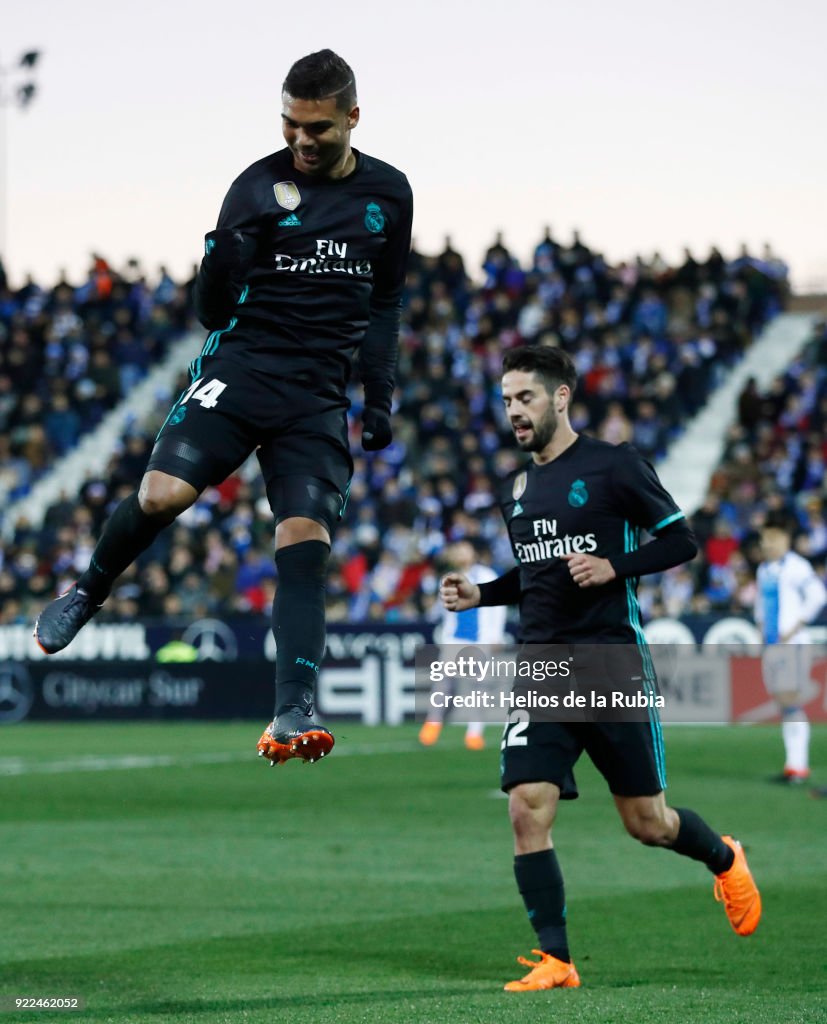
[637,317,827,622]
[0,254,192,504]
[0,233,804,628]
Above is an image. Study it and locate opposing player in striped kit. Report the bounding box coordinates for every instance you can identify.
[755,513,827,784]
[420,540,507,750]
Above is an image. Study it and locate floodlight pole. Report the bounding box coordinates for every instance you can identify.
[0,63,8,266]
[0,51,41,272]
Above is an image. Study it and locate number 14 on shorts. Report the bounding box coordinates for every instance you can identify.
[180,377,227,410]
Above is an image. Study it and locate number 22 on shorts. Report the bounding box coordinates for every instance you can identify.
[502,710,529,747]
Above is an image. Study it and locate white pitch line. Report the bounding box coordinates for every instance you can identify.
[0,741,424,777]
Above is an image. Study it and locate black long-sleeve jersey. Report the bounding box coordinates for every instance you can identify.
[495,436,694,644]
[193,147,413,408]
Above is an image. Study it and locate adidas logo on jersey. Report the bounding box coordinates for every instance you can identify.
[279,213,302,227]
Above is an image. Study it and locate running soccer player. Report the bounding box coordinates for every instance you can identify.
[34,50,413,766]
[439,345,761,992]
[755,513,826,784]
[419,540,507,750]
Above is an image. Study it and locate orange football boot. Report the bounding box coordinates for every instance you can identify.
[714,836,762,935]
[464,732,486,751]
[256,707,334,766]
[418,721,442,746]
[504,951,581,992]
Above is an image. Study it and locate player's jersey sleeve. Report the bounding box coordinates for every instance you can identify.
[610,444,685,533]
[359,175,413,412]
[370,176,413,305]
[474,565,508,643]
[193,165,264,329]
[215,171,268,239]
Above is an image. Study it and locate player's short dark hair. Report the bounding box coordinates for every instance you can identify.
[283,49,357,112]
[502,345,577,397]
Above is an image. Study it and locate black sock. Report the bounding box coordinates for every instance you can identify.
[514,849,570,963]
[77,492,168,601]
[669,808,734,874]
[272,540,329,716]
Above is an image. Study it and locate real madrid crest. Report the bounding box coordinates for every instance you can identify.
[273,181,301,211]
[365,201,385,234]
[568,479,589,508]
[512,471,527,501]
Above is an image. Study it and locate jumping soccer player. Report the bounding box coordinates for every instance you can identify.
[439,345,761,992]
[34,49,413,766]
[755,512,826,784]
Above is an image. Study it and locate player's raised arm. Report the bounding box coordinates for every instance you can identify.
[359,180,413,451]
[193,177,260,330]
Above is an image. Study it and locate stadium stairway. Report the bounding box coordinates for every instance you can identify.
[657,312,820,516]
[1,331,201,540]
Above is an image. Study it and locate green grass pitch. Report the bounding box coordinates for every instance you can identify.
[1,722,825,1023]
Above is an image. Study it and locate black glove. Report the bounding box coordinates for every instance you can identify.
[361,408,392,451]
[203,228,245,271]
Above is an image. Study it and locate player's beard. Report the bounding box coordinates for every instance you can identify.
[514,406,558,452]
